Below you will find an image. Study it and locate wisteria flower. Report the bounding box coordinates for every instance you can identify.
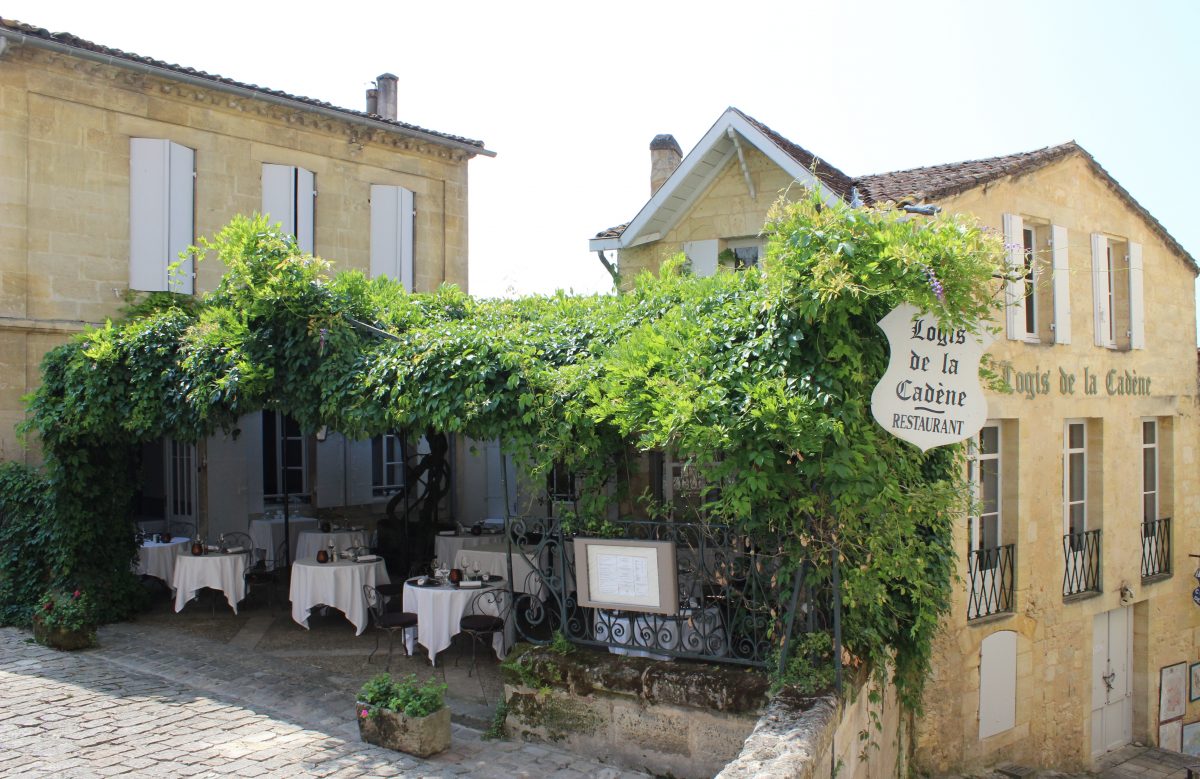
[923,265,945,303]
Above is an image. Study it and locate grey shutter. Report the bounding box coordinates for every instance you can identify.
[370,185,415,292]
[1051,225,1071,344]
[261,163,295,236]
[1002,214,1025,340]
[295,167,315,255]
[130,139,194,293]
[1128,241,1144,349]
[683,239,719,278]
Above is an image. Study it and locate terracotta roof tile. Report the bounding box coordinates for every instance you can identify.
[0,18,490,154]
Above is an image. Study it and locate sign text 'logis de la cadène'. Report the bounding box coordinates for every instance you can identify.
[871,304,991,451]
[997,361,1153,399]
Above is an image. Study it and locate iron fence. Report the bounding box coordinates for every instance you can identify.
[504,514,828,670]
[967,544,1014,620]
[1062,528,1102,598]
[1140,517,1171,580]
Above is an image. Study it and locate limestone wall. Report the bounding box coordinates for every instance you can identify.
[0,43,472,464]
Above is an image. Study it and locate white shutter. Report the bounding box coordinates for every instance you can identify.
[262,164,295,236]
[130,139,194,293]
[1002,213,1025,340]
[1091,233,1112,347]
[1051,225,1071,344]
[683,239,719,278]
[370,185,415,292]
[295,167,315,256]
[1128,241,1144,349]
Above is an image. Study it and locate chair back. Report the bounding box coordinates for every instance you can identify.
[465,587,512,623]
[168,520,196,539]
[223,531,252,552]
[362,584,385,623]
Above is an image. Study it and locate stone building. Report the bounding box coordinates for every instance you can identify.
[0,19,493,536]
[589,107,1199,771]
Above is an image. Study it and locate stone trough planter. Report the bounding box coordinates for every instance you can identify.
[32,619,96,651]
[356,702,451,758]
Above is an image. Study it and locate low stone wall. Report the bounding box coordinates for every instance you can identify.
[716,670,905,779]
[501,644,769,779]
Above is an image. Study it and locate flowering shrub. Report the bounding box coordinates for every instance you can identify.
[35,588,98,633]
[357,673,446,719]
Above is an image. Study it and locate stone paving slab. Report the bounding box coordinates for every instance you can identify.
[0,627,650,778]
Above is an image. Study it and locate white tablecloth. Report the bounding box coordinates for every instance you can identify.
[249,516,319,561]
[289,559,391,636]
[172,552,249,614]
[402,581,510,666]
[295,530,368,561]
[433,533,506,564]
[453,547,542,597]
[594,607,728,660]
[136,538,190,584]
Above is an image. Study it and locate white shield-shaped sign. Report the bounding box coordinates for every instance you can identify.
[871,303,992,451]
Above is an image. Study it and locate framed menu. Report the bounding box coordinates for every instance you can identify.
[575,538,677,615]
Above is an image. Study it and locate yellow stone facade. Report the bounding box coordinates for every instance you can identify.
[607,144,1199,771]
[0,43,474,464]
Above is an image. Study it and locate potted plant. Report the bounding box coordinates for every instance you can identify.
[356,673,450,757]
[32,588,98,650]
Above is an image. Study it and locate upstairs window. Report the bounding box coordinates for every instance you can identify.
[262,164,315,255]
[720,238,764,271]
[369,185,416,292]
[1003,214,1070,344]
[130,139,195,293]
[1091,233,1144,350]
[371,432,405,497]
[263,411,309,504]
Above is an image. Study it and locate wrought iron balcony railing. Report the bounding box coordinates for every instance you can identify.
[1141,517,1172,581]
[967,544,1015,621]
[1062,528,1102,598]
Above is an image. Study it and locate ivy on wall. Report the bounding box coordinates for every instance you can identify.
[10,194,1003,707]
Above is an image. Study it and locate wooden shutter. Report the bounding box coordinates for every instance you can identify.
[1002,214,1025,340]
[1128,241,1144,349]
[130,139,194,293]
[262,164,315,254]
[370,184,415,292]
[1091,233,1111,346]
[683,239,718,278]
[1051,225,1071,344]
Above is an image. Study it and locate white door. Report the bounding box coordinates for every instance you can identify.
[968,425,1001,617]
[1091,606,1133,756]
[165,438,198,525]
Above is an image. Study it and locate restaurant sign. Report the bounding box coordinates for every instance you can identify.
[871,303,992,451]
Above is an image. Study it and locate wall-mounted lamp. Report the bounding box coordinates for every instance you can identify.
[1119,582,1134,606]
[316,425,328,442]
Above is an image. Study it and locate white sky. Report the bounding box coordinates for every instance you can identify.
[8,0,1200,319]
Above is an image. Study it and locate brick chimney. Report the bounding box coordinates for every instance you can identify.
[376,73,398,121]
[650,134,682,195]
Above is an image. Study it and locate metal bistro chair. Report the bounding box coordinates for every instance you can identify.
[458,587,512,678]
[168,520,196,540]
[244,538,288,610]
[363,583,418,671]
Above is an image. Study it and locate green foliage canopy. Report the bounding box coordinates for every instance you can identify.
[15,194,1004,706]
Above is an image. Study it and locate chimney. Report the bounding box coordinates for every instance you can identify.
[376,73,398,121]
[365,87,379,116]
[650,134,682,195]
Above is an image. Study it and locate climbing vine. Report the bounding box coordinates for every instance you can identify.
[10,194,1003,708]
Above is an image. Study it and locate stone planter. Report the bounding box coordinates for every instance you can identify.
[356,702,451,758]
[32,619,96,651]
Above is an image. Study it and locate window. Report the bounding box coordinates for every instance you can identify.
[371,432,405,497]
[1064,421,1087,541]
[370,185,416,292]
[967,425,1001,556]
[1142,420,1158,525]
[263,411,309,504]
[720,238,764,271]
[262,164,315,255]
[130,139,195,293]
[1091,233,1144,350]
[1141,417,1173,580]
[1003,214,1070,344]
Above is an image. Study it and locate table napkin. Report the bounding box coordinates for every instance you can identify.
[356,554,380,562]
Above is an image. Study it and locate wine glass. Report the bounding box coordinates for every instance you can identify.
[430,558,441,580]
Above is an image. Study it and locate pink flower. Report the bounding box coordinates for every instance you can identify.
[43,601,53,611]
[72,589,81,599]
[359,709,369,719]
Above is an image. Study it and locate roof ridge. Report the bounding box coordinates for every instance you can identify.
[856,141,1079,182]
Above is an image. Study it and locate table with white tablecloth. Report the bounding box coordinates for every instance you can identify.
[433,532,506,565]
[294,530,368,562]
[136,537,190,584]
[289,558,390,636]
[172,552,250,614]
[452,545,543,597]
[402,580,510,666]
[248,516,319,562]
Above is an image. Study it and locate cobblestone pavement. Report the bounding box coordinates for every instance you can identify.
[941,744,1197,779]
[0,624,650,778]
